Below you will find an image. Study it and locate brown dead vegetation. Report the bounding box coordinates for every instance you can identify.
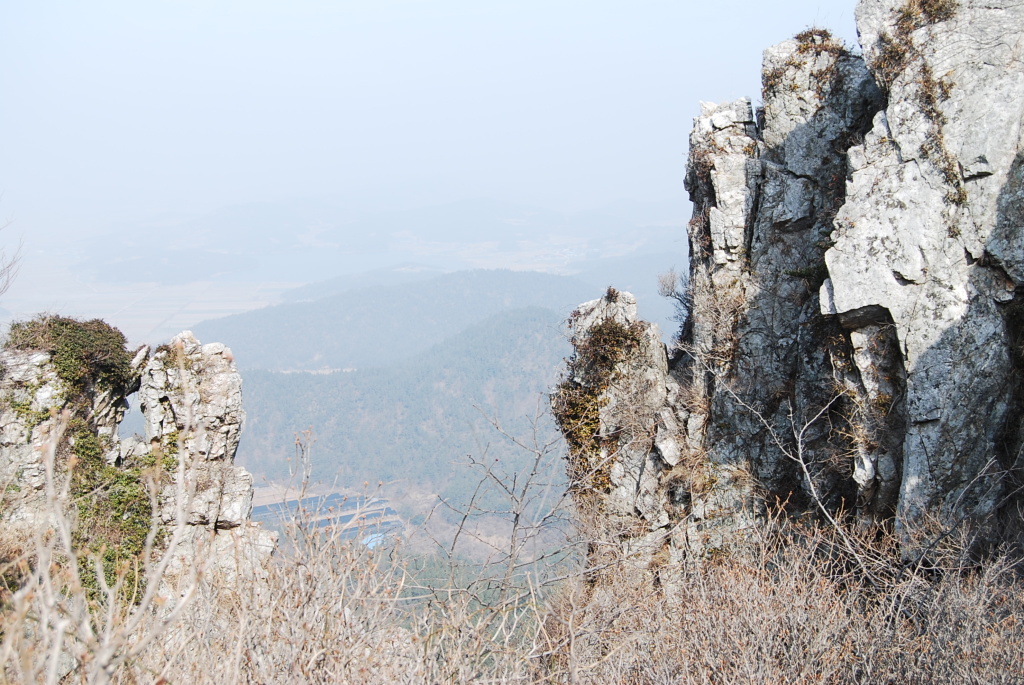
[2,413,1023,684]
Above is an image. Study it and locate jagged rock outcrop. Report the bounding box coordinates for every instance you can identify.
[555,0,1024,563]
[0,323,274,586]
[553,292,670,541]
[0,350,99,526]
[0,324,144,528]
[139,332,253,529]
[138,332,275,583]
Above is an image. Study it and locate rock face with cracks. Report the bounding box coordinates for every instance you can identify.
[137,332,276,583]
[0,327,274,585]
[555,0,1024,564]
[824,0,1024,524]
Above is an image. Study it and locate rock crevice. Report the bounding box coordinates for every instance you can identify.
[555,0,1024,562]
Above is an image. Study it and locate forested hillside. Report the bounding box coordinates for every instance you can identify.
[186,266,679,509]
[237,306,569,505]
[193,269,594,371]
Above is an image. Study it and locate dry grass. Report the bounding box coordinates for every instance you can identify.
[2,422,1023,684]
[540,518,1024,684]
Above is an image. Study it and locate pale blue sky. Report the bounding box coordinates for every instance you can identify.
[0,0,858,341]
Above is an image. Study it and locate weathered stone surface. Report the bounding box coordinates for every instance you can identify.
[161,521,277,589]
[0,350,72,524]
[0,327,274,586]
[563,291,669,532]
[557,1,1024,562]
[826,0,1024,522]
[135,331,275,587]
[0,342,142,526]
[678,29,884,541]
[140,333,243,465]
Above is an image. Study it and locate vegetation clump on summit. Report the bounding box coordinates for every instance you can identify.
[3,315,156,599]
[5,315,132,396]
[552,288,645,498]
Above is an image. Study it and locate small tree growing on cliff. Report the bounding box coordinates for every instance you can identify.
[657,267,690,325]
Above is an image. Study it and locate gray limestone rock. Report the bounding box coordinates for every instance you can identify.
[140,332,244,465]
[0,341,137,527]
[555,3,1024,562]
[558,0,1024,562]
[0,326,275,591]
[680,29,885,534]
[138,332,264,538]
[827,0,1024,523]
[0,349,72,524]
[139,331,276,591]
[561,291,670,531]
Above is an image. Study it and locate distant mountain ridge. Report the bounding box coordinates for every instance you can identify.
[193,269,596,371]
[280,263,445,302]
[186,263,684,495]
[237,306,569,503]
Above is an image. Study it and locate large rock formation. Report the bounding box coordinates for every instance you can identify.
[0,319,144,528]
[0,322,274,586]
[825,0,1024,524]
[136,332,276,583]
[554,0,1024,563]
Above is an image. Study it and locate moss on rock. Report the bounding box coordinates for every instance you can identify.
[553,314,645,498]
[5,315,132,397]
[69,421,160,601]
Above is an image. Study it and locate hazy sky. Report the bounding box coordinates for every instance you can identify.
[0,0,859,342]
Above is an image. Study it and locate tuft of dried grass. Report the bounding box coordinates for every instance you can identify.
[538,517,1024,684]
[2,423,1023,684]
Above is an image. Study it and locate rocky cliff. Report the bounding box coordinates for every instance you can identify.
[0,320,274,589]
[554,0,1024,564]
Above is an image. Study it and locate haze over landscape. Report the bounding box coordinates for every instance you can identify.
[2,1,859,491]
[1,1,856,343]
